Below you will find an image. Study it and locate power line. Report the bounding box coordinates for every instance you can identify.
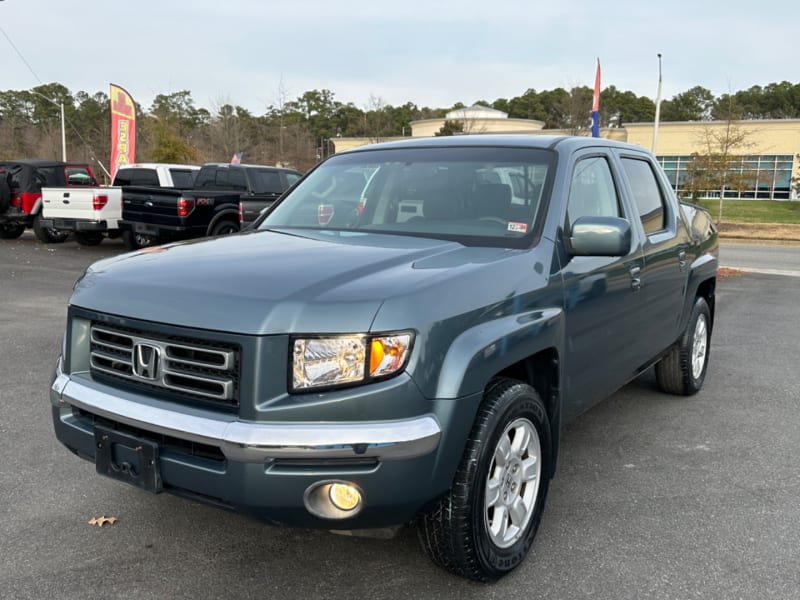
[1,24,110,176]
[0,25,44,85]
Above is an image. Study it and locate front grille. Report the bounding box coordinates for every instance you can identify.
[89,322,240,408]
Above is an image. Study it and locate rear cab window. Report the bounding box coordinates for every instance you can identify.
[114,168,159,187]
[168,169,197,189]
[195,167,248,191]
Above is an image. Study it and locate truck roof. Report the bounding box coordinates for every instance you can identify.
[339,134,651,155]
[120,163,200,170]
[0,159,69,168]
[201,163,301,172]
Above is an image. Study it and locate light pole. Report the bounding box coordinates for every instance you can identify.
[59,100,66,161]
[652,53,663,154]
[30,90,67,161]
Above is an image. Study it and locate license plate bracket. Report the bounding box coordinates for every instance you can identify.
[94,425,162,493]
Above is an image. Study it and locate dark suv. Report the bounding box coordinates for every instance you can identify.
[0,159,97,242]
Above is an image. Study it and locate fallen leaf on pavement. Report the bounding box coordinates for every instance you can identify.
[88,516,118,527]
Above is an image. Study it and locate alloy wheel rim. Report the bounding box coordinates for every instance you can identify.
[484,417,541,548]
[691,314,708,379]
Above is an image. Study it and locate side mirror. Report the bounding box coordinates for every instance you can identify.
[569,216,631,256]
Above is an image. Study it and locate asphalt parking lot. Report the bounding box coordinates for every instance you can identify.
[1,232,798,600]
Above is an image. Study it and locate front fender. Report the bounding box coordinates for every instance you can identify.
[434,307,563,399]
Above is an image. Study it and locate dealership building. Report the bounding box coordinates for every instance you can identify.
[334,105,799,200]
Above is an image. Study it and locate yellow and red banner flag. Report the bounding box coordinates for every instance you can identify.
[110,83,136,181]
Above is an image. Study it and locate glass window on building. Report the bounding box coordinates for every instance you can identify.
[656,154,795,201]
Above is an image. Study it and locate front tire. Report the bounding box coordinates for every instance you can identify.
[0,223,25,239]
[656,296,711,395]
[33,213,69,243]
[418,378,551,581]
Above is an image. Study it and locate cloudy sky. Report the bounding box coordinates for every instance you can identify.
[1,0,797,114]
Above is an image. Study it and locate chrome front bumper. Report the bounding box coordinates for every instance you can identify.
[51,359,441,464]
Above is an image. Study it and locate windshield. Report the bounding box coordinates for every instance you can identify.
[259,146,554,248]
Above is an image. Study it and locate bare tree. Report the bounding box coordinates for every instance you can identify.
[683,100,756,223]
[365,94,392,142]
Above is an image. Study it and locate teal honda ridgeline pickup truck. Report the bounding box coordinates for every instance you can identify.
[51,135,718,581]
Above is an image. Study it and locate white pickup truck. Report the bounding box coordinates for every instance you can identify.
[41,163,199,245]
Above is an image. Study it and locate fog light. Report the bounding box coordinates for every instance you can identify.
[329,483,361,511]
[304,480,365,519]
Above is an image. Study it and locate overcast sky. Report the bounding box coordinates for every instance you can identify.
[2,0,798,114]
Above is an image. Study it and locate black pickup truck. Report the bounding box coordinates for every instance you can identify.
[119,163,302,248]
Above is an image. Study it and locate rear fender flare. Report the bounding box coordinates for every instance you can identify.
[30,197,43,216]
[207,209,240,236]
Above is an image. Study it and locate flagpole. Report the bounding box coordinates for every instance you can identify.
[591,58,601,138]
[652,53,663,153]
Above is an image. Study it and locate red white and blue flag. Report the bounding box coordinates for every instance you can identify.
[591,59,601,138]
[231,152,243,165]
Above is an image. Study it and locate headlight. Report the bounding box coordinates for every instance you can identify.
[292,332,413,391]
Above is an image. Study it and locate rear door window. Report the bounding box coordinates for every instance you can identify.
[620,157,667,234]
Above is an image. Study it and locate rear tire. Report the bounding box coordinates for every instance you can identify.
[74,232,104,246]
[32,213,69,244]
[0,223,25,239]
[209,219,239,237]
[656,296,711,395]
[123,230,157,250]
[418,378,551,581]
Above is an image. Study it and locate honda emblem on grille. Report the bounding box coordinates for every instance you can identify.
[133,343,160,380]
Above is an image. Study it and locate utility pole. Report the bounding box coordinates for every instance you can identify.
[29,90,67,161]
[60,101,67,161]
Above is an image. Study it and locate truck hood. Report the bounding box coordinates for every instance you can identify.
[70,229,531,335]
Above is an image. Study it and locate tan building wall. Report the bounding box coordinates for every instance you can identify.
[331,120,799,195]
[625,120,800,190]
[331,137,403,153]
[623,120,800,156]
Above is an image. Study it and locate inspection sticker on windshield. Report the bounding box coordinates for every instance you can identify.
[318,204,335,226]
[508,222,527,233]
